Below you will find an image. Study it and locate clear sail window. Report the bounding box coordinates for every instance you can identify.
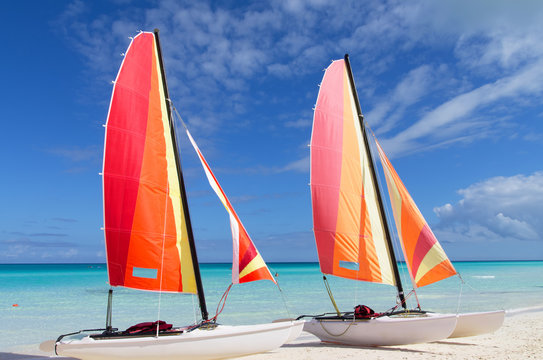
[132,267,158,279]
[339,261,359,271]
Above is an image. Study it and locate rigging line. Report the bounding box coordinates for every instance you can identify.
[156,181,170,337]
[277,286,294,320]
[192,294,197,325]
[269,269,294,320]
[318,318,355,337]
[456,277,464,315]
[460,273,489,294]
[169,99,206,323]
[383,290,416,314]
[209,283,233,323]
[268,265,294,312]
[169,101,189,132]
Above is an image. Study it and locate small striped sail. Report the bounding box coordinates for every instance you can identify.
[102,32,197,293]
[185,130,276,285]
[310,59,395,285]
[376,141,457,287]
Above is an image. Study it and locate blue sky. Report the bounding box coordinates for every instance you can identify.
[1,0,542,263]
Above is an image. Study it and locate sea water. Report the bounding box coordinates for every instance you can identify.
[1,261,542,354]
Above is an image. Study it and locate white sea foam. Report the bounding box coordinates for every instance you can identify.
[505,305,543,316]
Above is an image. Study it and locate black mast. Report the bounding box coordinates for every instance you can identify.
[344,54,407,310]
[153,29,209,321]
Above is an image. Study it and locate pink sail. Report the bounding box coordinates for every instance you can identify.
[310,59,395,285]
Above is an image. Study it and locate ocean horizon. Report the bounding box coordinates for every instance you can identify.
[1,261,542,354]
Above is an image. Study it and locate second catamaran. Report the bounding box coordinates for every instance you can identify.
[300,55,504,346]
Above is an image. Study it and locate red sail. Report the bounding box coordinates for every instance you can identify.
[102,32,197,293]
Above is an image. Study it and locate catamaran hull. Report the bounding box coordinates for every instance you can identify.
[56,320,304,360]
[449,310,505,338]
[303,314,457,346]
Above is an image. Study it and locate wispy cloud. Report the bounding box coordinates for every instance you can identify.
[0,234,83,262]
[52,217,78,223]
[378,57,543,156]
[46,145,101,162]
[2,237,72,246]
[284,118,312,129]
[367,64,437,135]
[45,145,102,173]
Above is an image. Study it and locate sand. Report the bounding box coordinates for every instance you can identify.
[1,308,541,360]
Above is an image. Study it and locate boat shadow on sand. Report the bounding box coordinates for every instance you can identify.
[0,353,76,360]
[282,339,477,355]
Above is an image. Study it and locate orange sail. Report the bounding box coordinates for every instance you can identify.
[185,130,276,285]
[376,141,456,287]
[310,59,395,285]
[102,32,197,293]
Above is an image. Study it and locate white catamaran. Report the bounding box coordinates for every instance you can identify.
[300,55,504,346]
[53,30,303,360]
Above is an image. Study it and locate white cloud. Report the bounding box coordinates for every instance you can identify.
[434,172,543,244]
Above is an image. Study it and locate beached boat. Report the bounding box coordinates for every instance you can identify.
[300,55,504,346]
[54,29,303,360]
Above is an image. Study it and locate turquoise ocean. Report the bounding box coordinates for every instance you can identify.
[1,261,542,354]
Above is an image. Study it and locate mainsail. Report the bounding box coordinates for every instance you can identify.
[185,130,276,285]
[310,59,395,285]
[376,141,456,287]
[102,32,197,293]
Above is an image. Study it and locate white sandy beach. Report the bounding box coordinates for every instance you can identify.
[2,308,541,360]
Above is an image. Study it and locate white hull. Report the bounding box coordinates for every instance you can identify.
[449,310,505,338]
[56,320,304,360]
[303,313,457,346]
